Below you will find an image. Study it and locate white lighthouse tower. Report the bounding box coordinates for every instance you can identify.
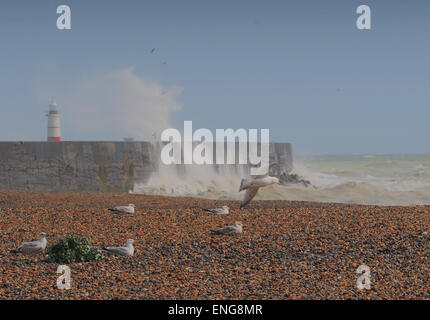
[46,98,61,142]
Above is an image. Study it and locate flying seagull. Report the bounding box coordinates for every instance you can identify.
[108,204,136,214]
[151,48,156,53]
[211,222,243,235]
[239,163,280,208]
[204,206,229,215]
[11,232,47,254]
[103,239,135,256]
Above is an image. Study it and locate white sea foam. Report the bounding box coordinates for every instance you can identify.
[133,153,430,206]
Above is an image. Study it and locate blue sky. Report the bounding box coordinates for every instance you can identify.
[0,0,429,154]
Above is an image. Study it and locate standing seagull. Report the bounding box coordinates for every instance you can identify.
[204,206,229,215]
[211,222,243,235]
[108,204,136,214]
[239,163,280,209]
[103,239,135,256]
[11,232,47,255]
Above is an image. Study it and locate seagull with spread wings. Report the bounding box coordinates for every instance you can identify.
[239,163,280,208]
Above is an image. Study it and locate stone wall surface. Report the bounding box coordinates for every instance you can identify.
[0,141,292,192]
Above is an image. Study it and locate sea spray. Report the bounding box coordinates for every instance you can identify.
[134,153,430,206]
[135,140,249,198]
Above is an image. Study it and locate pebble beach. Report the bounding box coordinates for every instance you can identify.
[0,190,429,300]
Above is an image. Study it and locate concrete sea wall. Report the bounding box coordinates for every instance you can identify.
[0,141,292,192]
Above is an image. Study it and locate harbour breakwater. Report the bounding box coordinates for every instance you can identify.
[0,141,292,193]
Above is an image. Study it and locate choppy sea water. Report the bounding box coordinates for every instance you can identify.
[133,154,430,206]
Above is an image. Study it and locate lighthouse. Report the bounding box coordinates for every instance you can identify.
[46,98,61,142]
